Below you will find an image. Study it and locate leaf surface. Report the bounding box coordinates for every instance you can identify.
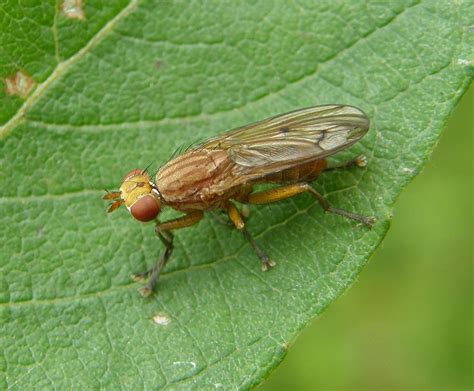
[0,1,472,388]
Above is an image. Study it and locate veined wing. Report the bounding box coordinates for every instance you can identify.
[199,105,369,184]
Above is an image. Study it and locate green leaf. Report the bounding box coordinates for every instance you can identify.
[0,0,472,388]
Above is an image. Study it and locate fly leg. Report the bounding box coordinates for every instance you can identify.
[132,231,174,282]
[210,205,251,226]
[245,183,375,228]
[135,231,174,298]
[242,227,276,271]
[226,202,275,271]
[209,210,234,226]
[133,210,203,297]
[324,154,367,172]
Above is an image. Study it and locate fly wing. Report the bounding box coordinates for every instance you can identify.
[199,104,369,186]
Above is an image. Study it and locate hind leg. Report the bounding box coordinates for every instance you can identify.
[324,154,367,172]
[244,183,375,228]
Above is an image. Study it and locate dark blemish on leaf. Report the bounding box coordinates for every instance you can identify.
[280,127,290,134]
[61,0,85,20]
[3,70,35,98]
[155,60,165,69]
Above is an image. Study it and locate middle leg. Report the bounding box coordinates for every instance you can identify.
[226,201,275,271]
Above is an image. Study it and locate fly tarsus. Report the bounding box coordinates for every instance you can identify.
[134,231,174,298]
[307,186,376,228]
[324,154,368,172]
[242,227,276,271]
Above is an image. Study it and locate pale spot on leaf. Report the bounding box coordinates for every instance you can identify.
[456,58,473,67]
[3,71,35,98]
[61,0,85,20]
[152,313,171,326]
[173,361,196,369]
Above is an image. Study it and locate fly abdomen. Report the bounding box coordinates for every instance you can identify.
[256,158,327,184]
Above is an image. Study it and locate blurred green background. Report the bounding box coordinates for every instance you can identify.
[261,85,472,390]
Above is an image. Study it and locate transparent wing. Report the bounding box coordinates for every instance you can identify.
[198,104,369,186]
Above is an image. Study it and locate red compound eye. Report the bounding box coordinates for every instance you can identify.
[130,194,161,222]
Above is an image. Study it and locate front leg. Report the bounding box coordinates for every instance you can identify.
[135,231,174,298]
[155,210,204,232]
[134,210,203,297]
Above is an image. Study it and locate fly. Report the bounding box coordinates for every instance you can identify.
[103,104,376,297]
